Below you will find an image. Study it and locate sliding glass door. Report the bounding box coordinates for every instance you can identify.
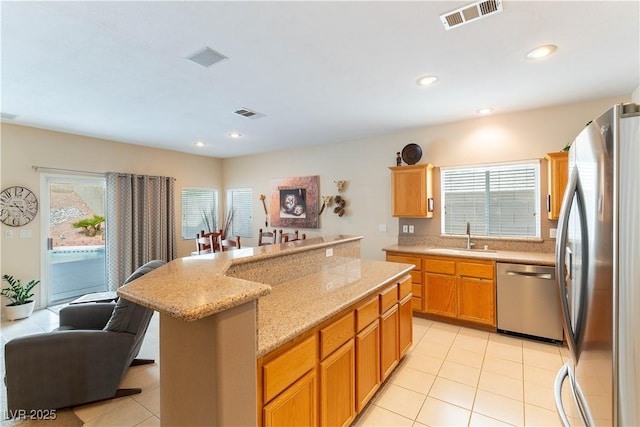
[41,174,107,305]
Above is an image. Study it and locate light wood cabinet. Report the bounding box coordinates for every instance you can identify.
[398,294,413,357]
[262,335,317,403]
[380,304,399,381]
[355,320,380,412]
[263,371,317,427]
[320,340,356,427]
[545,151,568,220]
[389,164,434,218]
[457,277,495,325]
[424,272,457,317]
[386,253,424,311]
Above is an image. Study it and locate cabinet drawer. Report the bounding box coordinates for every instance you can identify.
[411,296,423,311]
[409,270,422,284]
[263,335,317,403]
[458,262,494,279]
[386,254,422,271]
[320,311,355,359]
[356,297,379,332]
[379,284,398,313]
[412,284,423,297]
[399,277,412,300]
[424,258,456,275]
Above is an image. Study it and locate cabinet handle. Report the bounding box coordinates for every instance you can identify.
[547,194,551,212]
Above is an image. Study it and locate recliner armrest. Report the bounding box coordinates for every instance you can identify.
[58,303,116,330]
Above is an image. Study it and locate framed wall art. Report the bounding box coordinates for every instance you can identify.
[270,175,319,228]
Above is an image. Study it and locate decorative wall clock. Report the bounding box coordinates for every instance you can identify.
[0,186,39,227]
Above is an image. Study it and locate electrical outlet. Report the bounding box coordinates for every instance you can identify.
[5,230,14,239]
[20,229,32,238]
[550,228,557,239]
[326,248,333,257]
[408,225,415,233]
[402,225,408,233]
[379,224,387,232]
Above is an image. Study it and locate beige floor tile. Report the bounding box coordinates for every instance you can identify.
[445,346,484,369]
[482,355,523,381]
[391,367,437,395]
[412,422,428,427]
[413,317,434,328]
[375,383,427,420]
[486,341,523,364]
[428,377,476,410]
[413,324,430,343]
[523,381,556,411]
[422,329,457,346]
[412,339,451,359]
[523,347,564,371]
[83,398,153,426]
[405,352,445,375]
[119,364,160,391]
[438,360,481,387]
[73,396,133,424]
[457,326,490,341]
[352,404,415,426]
[524,403,563,426]
[430,322,461,334]
[416,396,471,427]
[451,335,489,354]
[474,389,524,426]
[478,370,524,401]
[469,411,513,426]
[135,415,161,426]
[522,339,562,354]
[132,385,161,415]
[523,364,558,388]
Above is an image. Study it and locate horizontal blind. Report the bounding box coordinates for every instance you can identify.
[442,162,540,238]
[228,188,252,238]
[181,188,218,239]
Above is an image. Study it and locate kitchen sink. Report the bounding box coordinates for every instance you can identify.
[433,248,497,255]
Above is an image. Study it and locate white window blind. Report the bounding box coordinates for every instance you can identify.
[441,161,540,238]
[181,188,218,239]
[227,188,252,238]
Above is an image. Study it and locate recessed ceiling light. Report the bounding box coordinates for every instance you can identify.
[195,141,205,147]
[228,132,242,139]
[416,75,439,86]
[526,44,557,60]
[476,107,494,115]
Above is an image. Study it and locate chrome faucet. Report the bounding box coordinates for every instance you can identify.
[466,221,475,249]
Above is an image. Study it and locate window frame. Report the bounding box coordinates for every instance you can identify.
[226,188,253,239]
[440,160,541,239]
[181,187,219,240]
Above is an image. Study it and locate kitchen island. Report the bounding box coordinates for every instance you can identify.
[118,235,414,426]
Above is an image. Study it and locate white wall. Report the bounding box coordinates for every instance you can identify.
[223,95,629,260]
[633,85,640,103]
[1,124,223,309]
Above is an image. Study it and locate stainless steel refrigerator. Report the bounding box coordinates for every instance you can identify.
[554,102,640,426]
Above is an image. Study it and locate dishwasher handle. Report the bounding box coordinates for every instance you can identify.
[506,270,553,280]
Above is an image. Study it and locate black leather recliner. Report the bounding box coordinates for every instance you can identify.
[4,259,165,412]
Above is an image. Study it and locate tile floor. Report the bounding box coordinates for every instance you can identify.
[1,310,579,426]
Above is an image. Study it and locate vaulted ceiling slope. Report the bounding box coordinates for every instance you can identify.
[1,1,638,158]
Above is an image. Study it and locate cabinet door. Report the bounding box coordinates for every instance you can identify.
[356,320,380,412]
[389,164,433,218]
[320,340,356,427]
[545,151,568,220]
[458,277,495,326]
[425,272,457,317]
[380,305,399,381]
[263,370,317,427]
[399,295,413,358]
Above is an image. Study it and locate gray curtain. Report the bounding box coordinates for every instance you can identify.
[105,173,176,290]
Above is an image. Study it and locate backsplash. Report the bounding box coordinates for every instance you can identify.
[398,234,556,253]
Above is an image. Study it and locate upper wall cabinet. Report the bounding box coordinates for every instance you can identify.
[389,164,434,218]
[544,152,568,220]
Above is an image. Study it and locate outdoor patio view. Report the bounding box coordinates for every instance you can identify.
[49,181,106,303]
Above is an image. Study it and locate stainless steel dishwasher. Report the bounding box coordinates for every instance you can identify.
[496,263,563,343]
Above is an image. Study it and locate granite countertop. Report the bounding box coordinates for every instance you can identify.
[257,258,413,356]
[383,244,555,266]
[117,235,363,321]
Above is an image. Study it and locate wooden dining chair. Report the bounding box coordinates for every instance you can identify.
[195,229,222,254]
[280,230,307,243]
[221,236,241,251]
[258,229,277,246]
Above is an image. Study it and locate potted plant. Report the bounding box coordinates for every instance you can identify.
[1,274,40,320]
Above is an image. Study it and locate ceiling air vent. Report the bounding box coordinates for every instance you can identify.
[186,47,228,68]
[234,108,266,120]
[440,0,503,30]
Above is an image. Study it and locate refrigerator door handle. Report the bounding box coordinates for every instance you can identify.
[556,166,589,358]
[554,363,571,427]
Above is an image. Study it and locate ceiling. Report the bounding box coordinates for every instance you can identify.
[1,1,638,159]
